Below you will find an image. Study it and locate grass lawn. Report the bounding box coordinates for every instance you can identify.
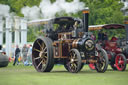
[0,62,128,85]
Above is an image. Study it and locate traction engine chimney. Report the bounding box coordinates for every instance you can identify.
[82,8,89,32]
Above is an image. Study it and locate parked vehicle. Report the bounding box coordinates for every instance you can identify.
[88,23,128,71]
[0,45,9,67]
[31,9,108,73]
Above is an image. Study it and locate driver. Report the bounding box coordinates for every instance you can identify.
[98,30,104,41]
[103,32,108,41]
[111,36,118,41]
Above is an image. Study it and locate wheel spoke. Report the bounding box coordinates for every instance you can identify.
[121,64,124,68]
[43,52,47,54]
[102,58,105,63]
[70,64,74,71]
[33,48,41,52]
[101,63,105,70]
[43,56,47,58]
[70,55,73,59]
[74,59,78,62]
[37,40,43,49]
[119,56,121,60]
[42,47,47,53]
[73,52,76,58]
[42,53,47,58]
[73,63,77,70]
[120,60,124,64]
[69,53,73,59]
[42,43,45,49]
[37,60,42,69]
[34,56,41,60]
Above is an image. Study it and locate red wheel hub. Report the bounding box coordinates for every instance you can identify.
[115,55,125,71]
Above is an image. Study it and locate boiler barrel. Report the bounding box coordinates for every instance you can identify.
[0,53,9,67]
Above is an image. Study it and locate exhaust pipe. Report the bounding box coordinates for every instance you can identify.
[124,20,128,44]
[82,8,89,32]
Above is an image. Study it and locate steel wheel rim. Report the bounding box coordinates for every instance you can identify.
[32,39,48,72]
[96,51,106,71]
[67,51,79,73]
[115,55,125,71]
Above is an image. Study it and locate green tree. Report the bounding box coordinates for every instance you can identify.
[0,0,125,42]
[0,0,41,16]
[83,0,124,25]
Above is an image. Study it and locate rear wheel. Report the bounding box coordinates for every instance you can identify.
[95,49,108,73]
[115,54,127,71]
[32,37,54,72]
[64,49,82,73]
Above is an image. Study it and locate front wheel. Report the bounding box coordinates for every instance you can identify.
[64,49,82,73]
[95,49,108,73]
[115,54,127,71]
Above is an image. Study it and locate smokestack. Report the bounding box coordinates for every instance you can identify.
[124,20,128,44]
[82,8,89,32]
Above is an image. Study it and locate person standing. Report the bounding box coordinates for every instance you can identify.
[22,44,28,65]
[0,45,2,52]
[13,45,20,66]
[103,32,108,41]
[27,45,32,65]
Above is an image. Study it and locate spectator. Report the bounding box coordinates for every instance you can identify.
[2,45,6,54]
[111,37,118,41]
[98,30,103,41]
[11,45,15,58]
[103,32,108,41]
[27,45,32,66]
[13,45,20,66]
[22,44,28,65]
[0,45,2,52]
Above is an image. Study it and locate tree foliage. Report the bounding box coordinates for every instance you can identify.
[0,0,41,16]
[82,0,124,25]
[0,0,126,42]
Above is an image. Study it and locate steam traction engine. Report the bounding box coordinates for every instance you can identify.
[88,23,128,71]
[32,9,108,73]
